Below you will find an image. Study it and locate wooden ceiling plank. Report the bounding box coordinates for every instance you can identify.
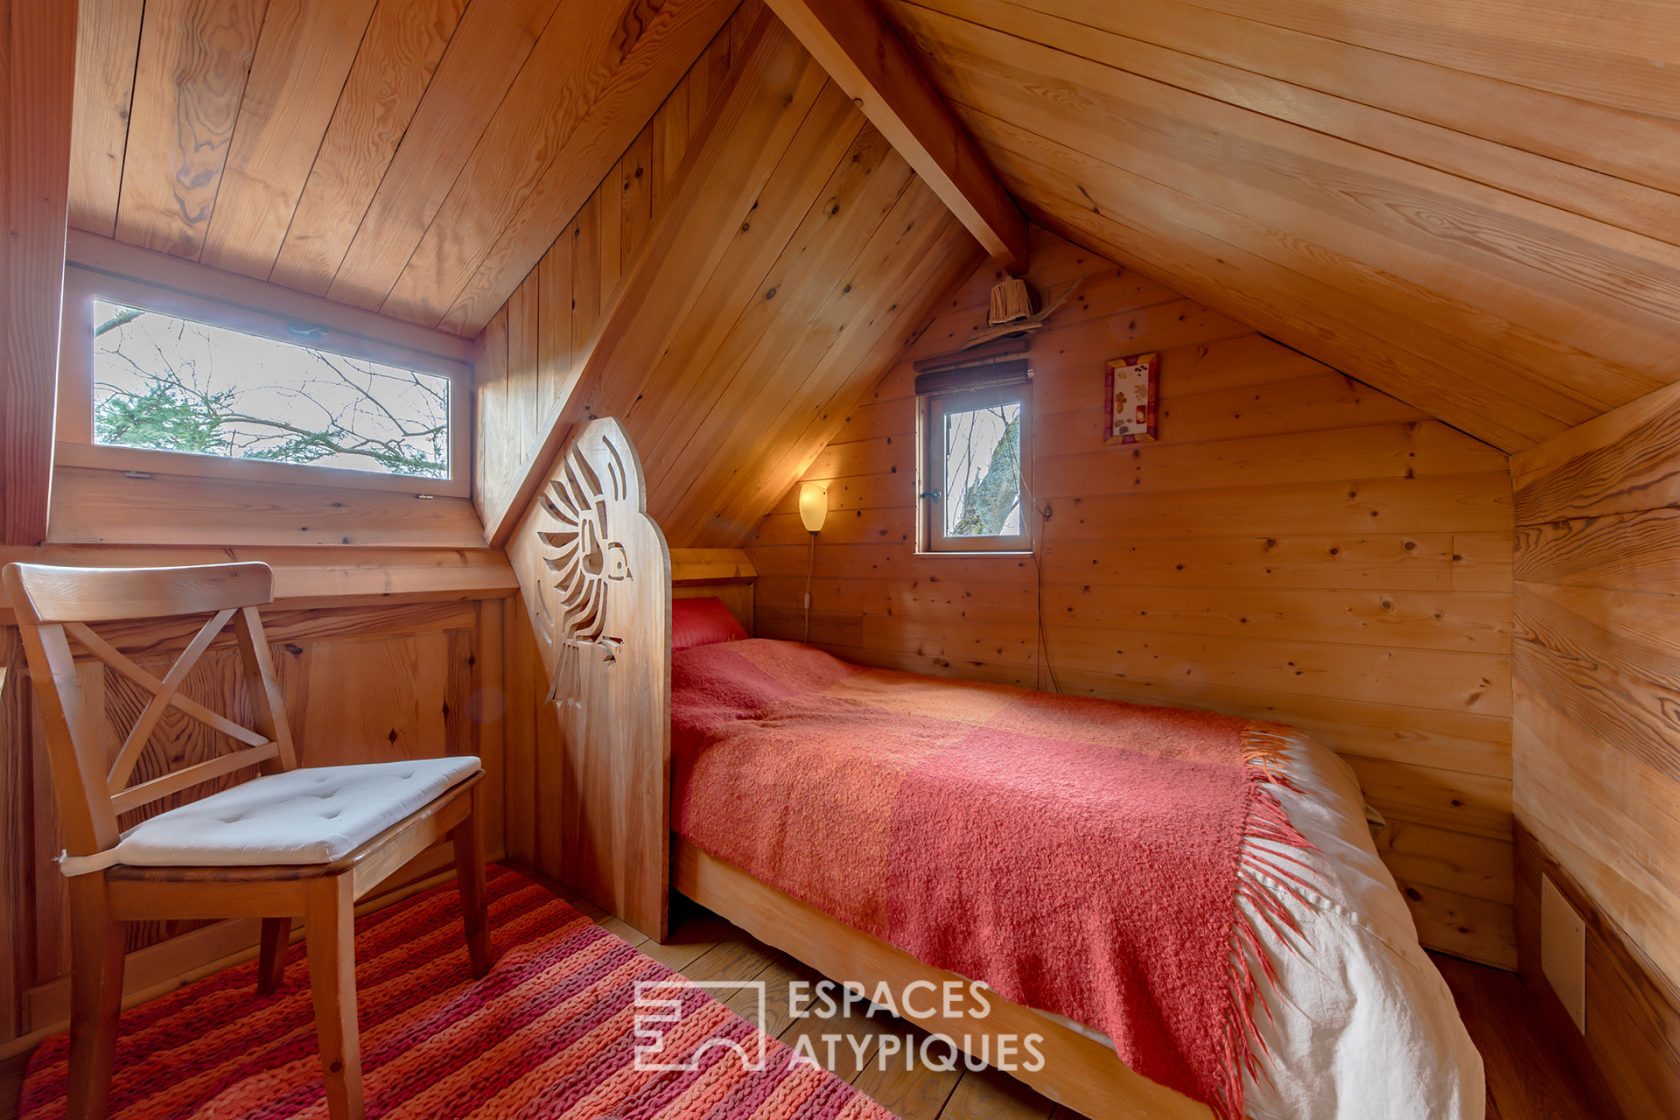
[505,267,542,461]
[625,105,887,466]
[267,0,466,295]
[765,0,1028,273]
[953,98,1660,430]
[1182,0,1680,124]
[907,19,1676,433]
[958,135,1633,433]
[899,0,1680,245]
[698,188,987,536]
[903,5,1680,398]
[67,0,143,237]
[2,0,77,546]
[650,69,690,210]
[481,8,834,544]
[433,0,738,336]
[323,0,560,310]
[650,170,942,536]
[676,189,979,546]
[975,130,1565,450]
[586,83,865,453]
[911,0,1680,203]
[469,304,510,522]
[197,0,380,277]
[638,128,918,515]
[535,231,574,414]
[374,0,626,325]
[684,28,733,151]
[617,124,655,275]
[569,195,603,353]
[114,0,269,259]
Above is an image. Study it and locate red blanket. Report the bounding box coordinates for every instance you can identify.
[671,640,1314,1119]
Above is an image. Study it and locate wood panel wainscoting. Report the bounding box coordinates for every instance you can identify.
[1511,377,1680,1117]
[0,548,515,1053]
[747,226,1518,967]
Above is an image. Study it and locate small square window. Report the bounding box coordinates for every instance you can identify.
[919,380,1031,554]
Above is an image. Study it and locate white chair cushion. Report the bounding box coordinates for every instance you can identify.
[110,758,481,868]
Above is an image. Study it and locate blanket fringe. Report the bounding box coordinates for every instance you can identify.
[1214,726,1323,1120]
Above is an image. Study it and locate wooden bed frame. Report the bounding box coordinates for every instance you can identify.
[674,842,1208,1120]
[515,419,1208,1119]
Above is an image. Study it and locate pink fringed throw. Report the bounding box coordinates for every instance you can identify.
[672,640,1318,1120]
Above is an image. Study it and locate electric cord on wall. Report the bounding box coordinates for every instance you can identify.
[803,530,816,644]
[1021,471,1061,694]
[1032,498,1061,694]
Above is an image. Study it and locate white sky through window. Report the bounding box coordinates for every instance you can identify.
[92,300,451,479]
[943,401,1022,537]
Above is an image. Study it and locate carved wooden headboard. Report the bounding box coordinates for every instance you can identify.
[506,417,671,940]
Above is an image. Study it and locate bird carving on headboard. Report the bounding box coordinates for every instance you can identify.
[537,436,634,704]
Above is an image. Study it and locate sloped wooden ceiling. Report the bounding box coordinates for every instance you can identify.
[68,0,734,336]
[476,8,983,549]
[880,0,1680,452]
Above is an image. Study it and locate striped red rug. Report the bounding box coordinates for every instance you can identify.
[20,866,896,1119]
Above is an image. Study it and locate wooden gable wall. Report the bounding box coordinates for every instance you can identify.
[747,227,1518,966]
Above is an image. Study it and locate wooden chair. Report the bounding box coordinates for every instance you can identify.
[2,561,494,1120]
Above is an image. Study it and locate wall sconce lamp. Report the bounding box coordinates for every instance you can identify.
[799,482,828,642]
[799,481,829,534]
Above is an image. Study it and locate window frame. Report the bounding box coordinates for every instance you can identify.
[917,380,1034,555]
[58,260,473,499]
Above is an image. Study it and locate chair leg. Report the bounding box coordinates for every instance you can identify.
[450,785,493,978]
[66,875,124,1120]
[305,874,363,1120]
[257,917,290,994]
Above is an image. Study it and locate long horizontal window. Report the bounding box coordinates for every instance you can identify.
[92,300,452,480]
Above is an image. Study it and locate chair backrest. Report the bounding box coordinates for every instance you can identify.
[2,562,298,857]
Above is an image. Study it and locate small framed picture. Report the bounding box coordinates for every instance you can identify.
[1105,352,1159,444]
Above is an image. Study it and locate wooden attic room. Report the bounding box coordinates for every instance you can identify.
[1,0,1677,1117]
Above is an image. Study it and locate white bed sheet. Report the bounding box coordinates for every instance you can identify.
[1029,731,1485,1119]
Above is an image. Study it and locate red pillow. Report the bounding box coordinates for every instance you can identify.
[672,597,749,650]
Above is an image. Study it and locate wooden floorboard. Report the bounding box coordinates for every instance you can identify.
[1431,952,1614,1120]
[0,872,1613,1120]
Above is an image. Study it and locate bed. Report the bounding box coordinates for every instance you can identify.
[515,418,1484,1120]
[666,624,1483,1120]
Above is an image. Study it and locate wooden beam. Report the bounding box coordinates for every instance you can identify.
[764,0,1028,273]
[1,0,76,545]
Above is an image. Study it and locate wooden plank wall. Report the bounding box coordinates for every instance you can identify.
[1,0,76,545]
[746,227,1518,966]
[1511,380,1680,1117]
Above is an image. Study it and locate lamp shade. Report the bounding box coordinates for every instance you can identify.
[798,481,828,533]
